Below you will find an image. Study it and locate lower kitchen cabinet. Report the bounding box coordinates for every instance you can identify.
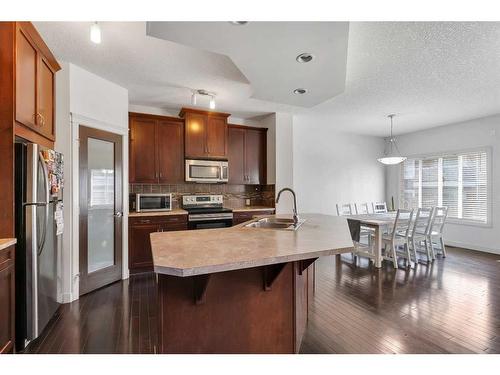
[0,245,15,354]
[128,215,187,273]
[232,210,275,226]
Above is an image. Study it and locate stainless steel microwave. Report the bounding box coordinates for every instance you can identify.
[185,159,228,183]
[133,193,172,212]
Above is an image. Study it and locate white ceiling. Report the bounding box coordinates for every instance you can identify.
[146,22,349,108]
[34,21,500,136]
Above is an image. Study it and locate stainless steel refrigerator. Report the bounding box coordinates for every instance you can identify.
[14,142,64,351]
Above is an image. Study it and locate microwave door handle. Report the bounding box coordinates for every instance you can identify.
[37,151,50,255]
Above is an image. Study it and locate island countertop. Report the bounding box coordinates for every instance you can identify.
[150,213,353,277]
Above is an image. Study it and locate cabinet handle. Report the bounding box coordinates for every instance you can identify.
[139,219,151,224]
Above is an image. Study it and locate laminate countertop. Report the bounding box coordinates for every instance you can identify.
[150,213,354,277]
[0,238,17,251]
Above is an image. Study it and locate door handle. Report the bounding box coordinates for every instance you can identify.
[114,212,123,218]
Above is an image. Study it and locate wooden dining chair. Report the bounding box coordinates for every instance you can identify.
[408,207,434,263]
[355,203,370,215]
[382,209,414,268]
[429,206,448,258]
[372,202,388,214]
[336,203,353,216]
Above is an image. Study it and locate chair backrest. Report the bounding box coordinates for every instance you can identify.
[411,207,433,237]
[391,208,414,240]
[355,203,370,215]
[430,206,448,234]
[336,203,353,216]
[372,202,388,214]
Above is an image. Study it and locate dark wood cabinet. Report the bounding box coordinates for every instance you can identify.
[128,215,188,273]
[232,210,275,226]
[14,22,59,142]
[228,125,267,185]
[0,244,15,354]
[158,119,184,183]
[180,108,230,160]
[129,113,184,184]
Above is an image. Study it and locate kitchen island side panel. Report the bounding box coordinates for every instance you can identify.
[157,262,309,354]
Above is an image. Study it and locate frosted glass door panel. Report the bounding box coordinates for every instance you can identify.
[87,137,115,273]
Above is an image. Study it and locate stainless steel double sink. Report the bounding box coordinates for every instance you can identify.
[244,217,306,231]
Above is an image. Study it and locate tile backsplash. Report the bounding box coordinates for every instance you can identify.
[130,183,275,209]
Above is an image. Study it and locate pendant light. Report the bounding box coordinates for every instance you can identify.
[377,114,407,165]
[209,95,216,109]
[90,22,102,44]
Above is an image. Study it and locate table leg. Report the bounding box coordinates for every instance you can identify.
[375,226,382,268]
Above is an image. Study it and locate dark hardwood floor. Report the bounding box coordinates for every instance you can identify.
[25,247,500,354]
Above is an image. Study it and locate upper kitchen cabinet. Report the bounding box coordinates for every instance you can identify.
[129,113,184,184]
[14,22,60,144]
[180,108,230,159]
[228,125,267,185]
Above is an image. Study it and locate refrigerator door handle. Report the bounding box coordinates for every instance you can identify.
[37,151,50,255]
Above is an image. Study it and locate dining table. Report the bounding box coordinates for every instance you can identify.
[344,212,399,268]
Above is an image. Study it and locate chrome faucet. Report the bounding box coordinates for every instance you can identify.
[275,188,299,225]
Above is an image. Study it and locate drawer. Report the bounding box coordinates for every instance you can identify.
[129,214,187,226]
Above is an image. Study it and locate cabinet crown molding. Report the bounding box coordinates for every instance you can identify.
[179,107,231,119]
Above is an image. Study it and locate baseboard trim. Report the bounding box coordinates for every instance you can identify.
[445,240,500,255]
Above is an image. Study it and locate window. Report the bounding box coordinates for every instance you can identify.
[400,150,488,224]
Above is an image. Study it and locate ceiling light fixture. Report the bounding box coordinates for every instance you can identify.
[293,88,308,95]
[192,89,216,109]
[209,96,216,110]
[229,21,248,25]
[377,114,407,165]
[191,91,197,106]
[90,22,101,44]
[296,53,314,63]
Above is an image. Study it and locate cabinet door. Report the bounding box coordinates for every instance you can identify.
[0,246,15,354]
[185,113,208,158]
[228,127,246,184]
[128,221,158,273]
[37,56,55,139]
[206,116,227,158]
[15,27,37,129]
[245,129,266,184]
[129,117,158,183]
[157,120,184,184]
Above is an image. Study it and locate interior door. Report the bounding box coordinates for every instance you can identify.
[79,126,123,296]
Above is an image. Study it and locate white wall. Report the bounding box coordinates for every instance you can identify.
[386,114,500,254]
[55,62,129,302]
[293,114,386,216]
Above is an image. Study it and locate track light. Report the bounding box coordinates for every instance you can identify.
[90,22,101,44]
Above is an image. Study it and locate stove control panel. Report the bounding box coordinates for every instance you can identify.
[182,194,224,207]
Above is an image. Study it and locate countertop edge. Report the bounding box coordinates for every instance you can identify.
[153,245,354,277]
[0,238,17,251]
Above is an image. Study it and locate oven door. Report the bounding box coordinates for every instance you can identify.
[185,159,225,183]
[188,214,233,230]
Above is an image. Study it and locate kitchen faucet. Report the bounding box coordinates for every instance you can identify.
[275,187,299,225]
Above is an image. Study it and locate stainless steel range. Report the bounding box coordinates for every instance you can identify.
[182,194,233,230]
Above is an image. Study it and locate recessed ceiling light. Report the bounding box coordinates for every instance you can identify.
[229,21,248,25]
[293,88,308,95]
[296,53,314,63]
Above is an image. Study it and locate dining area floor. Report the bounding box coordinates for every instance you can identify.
[25,247,500,354]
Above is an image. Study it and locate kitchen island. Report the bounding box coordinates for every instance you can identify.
[150,213,353,354]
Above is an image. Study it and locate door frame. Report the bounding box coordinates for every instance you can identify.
[78,125,123,295]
